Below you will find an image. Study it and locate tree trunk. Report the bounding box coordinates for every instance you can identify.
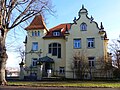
[0,33,8,85]
[0,57,7,85]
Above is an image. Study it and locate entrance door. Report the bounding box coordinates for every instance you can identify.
[43,63,51,77]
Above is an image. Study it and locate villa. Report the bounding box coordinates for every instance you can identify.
[19,5,111,80]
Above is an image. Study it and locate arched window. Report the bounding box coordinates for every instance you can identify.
[32,31,34,36]
[35,31,37,36]
[80,23,87,31]
[48,43,61,58]
[38,31,40,36]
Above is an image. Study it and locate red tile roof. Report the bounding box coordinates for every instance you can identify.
[43,23,71,38]
[25,15,47,30]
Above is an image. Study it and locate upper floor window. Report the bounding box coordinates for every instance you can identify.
[53,31,60,36]
[32,31,40,37]
[80,23,87,31]
[32,58,38,67]
[74,39,81,49]
[87,38,95,48]
[35,31,37,36]
[32,42,38,51]
[38,31,40,36]
[48,43,61,58]
[32,31,35,36]
[88,57,95,67]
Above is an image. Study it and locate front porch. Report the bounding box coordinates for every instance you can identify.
[38,56,54,77]
[20,56,65,80]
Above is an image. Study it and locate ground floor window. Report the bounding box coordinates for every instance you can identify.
[59,67,65,74]
[32,58,38,67]
[88,57,95,67]
[74,60,81,68]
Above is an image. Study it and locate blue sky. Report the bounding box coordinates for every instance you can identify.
[47,0,120,39]
[6,0,120,68]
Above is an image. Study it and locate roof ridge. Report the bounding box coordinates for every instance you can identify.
[49,23,71,30]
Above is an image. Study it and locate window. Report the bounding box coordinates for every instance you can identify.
[32,31,40,37]
[80,23,87,31]
[35,31,37,36]
[32,58,38,67]
[59,67,65,74]
[32,31,35,36]
[74,61,78,68]
[48,43,61,58]
[38,31,40,36]
[32,42,38,51]
[87,38,95,48]
[74,39,81,48]
[74,60,81,68]
[88,57,95,67]
[53,31,60,36]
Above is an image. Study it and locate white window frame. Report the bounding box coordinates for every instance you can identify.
[38,31,40,36]
[53,31,60,36]
[32,31,35,36]
[32,31,40,37]
[35,31,38,36]
[74,60,81,68]
[59,67,65,74]
[32,42,38,51]
[48,43,61,58]
[74,39,81,48]
[80,23,87,31]
[87,38,95,48]
[32,58,38,67]
[88,57,95,67]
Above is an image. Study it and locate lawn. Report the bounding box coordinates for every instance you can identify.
[8,81,120,88]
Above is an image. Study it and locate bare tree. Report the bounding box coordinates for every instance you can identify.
[72,51,90,80]
[15,46,25,63]
[109,35,120,68]
[0,0,53,85]
[72,51,113,79]
[96,56,113,78]
[109,36,120,78]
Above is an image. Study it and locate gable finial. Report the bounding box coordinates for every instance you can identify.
[65,24,69,35]
[73,17,77,24]
[90,15,94,23]
[82,4,84,9]
[100,22,104,30]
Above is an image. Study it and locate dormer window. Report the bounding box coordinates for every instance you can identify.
[80,23,87,31]
[53,31,60,36]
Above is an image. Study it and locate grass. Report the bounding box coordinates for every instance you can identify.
[8,80,120,88]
